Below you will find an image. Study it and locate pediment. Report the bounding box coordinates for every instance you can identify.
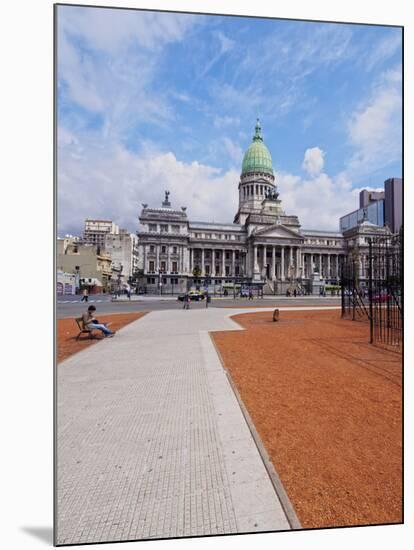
[254,223,304,241]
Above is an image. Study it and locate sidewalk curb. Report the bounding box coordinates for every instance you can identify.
[210,335,302,531]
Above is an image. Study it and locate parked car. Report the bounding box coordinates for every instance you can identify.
[189,290,205,301]
[177,290,205,301]
[372,292,391,303]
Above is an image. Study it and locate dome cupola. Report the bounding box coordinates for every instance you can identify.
[241,119,274,176]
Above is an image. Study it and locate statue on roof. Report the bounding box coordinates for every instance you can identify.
[162,190,171,207]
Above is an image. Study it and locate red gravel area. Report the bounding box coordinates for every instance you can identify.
[57,312,147,364]
[211,309,402,529]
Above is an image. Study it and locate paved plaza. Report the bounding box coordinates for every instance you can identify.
[55,307,335,544]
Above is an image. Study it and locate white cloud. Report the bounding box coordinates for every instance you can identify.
[58,6,194,54]
[58,126,361,235]
[278,170,357,230]
[347,65,402,178]
[364,33,402,71]
[222,137,243,165]
[57,134,239,236]
[213,115,240,129]
[302,147,325,176]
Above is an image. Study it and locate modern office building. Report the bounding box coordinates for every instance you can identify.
[340,178,402,234]
[384,177,403,234]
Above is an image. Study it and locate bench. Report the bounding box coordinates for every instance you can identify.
[75,317,99,340]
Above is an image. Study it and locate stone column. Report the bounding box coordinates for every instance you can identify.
[201,248,205,276]
[156,245,160,271]
[289,246,293,279]
[296,248,300,278]
[281,246,285,281]
[254,245,259,273]
[189,248,193,273]
[222,249,225,276]
[319,254,322,276]
[327,254,331,279]
[335,254,339,279]
[271,246,275,280]
[212,249,216,276]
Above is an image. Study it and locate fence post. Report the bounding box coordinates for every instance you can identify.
[368,238,373,344]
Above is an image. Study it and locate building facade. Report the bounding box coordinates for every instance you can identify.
[137,120,393,295]
[57,240,113,293]
[104,230,139,281]
[83,219,120,248]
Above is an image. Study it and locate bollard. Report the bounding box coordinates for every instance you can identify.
[273,309,279,322]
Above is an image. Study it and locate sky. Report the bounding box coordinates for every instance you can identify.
[57,5,402,236]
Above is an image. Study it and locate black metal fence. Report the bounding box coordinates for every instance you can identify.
[368,233,402,349]
[341,231,402,350]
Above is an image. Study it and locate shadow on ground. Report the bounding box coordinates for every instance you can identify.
[21,526,53,545]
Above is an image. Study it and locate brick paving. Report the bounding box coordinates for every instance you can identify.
[56,307,293,545]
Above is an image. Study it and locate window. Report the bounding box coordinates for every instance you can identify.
[205,233,211,239]
[161,246,166,254]
[162,277,167,285]
[226,252,230,260]
[173,246,178,254]
[172,261,178,273]
[149,261,155,273]
[205,265,210,275]
[171,278,178,284]
[160,224,168,233]
[149,245,155,253]
[172,225,180,233]
[149,224,157,232]
[160,261,166,272]
[147,277,155,284]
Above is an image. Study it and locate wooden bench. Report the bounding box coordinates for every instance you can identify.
[75,317,99,340]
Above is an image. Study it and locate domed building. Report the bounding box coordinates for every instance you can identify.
[137,120,391,295]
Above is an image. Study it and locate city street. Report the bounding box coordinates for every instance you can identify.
[57,295,341,319]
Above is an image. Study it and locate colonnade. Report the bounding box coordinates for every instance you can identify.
[253,244,344,281]
[190,247,245,277]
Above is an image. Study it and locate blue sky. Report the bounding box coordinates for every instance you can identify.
[57,6,402,235]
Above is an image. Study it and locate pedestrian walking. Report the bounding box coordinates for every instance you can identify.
[183,293,190,310]
[127,287,131,300]
[248,289,253,300]
[80,288,89,302]
[205,292,210,308]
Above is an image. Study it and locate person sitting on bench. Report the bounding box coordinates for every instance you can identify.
[82,305,115,337]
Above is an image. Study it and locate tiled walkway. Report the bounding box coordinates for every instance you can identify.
[56,308,293,544]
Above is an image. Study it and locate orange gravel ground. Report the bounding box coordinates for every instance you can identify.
[211,309,402,529]
[57,312,147,364]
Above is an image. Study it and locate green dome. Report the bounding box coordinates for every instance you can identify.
[241,119,274,176]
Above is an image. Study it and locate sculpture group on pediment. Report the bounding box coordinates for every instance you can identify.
[265,188,279,201]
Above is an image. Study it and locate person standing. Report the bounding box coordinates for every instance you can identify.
[183,293,190,310]
[81,287,89,302]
